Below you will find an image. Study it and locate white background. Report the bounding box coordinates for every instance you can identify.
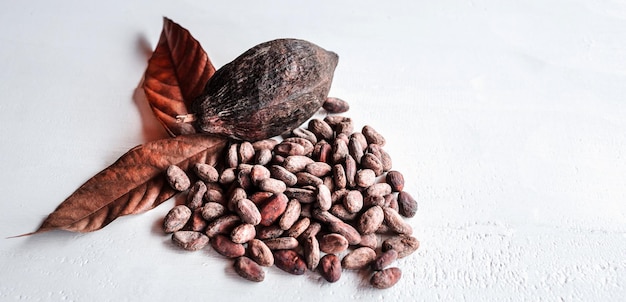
[1,1,625,301]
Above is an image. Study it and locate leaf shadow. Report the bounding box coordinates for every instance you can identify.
[133,33,170,143]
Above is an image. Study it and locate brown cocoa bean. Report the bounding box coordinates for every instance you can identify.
[234,256,265,282]
[302,235,320,270]
[314,141,332,163]
[382,207,413,235]
[205,214,241,238]
[305,162,332,177]
[371,249,398,271]
[397,191,418,218]
[323,115,350,127]
[228,187,247,211]
[249,191,273,205]
[331,188,349,204]
[355,169,376,188]
[204,184,225,205]
[358,233,378,249]
[323,97,350,113]
[226,144,239,168]
[285,217,311,238]
[259,193,289,226]
[308,118,334,141]
[192,39,337,141]
[166,165,191,191]
[186,181,207,211]
[350,132,368,151]
[250,164,271,185]
[201,202,226,222]
[369,144,392,171]
[274,141,306,157]
[361,153,383,176]
[163,205,192,233]
[332,164,347,189]
[316,184,332,211]
[234,198,262,225]
[211,234,246,258]
[284,187,316,204]
[269,165,298,187]
[283,155,314,173]
[330,204,358,221]
[341,247,376,269]
[298,221,321,240]
[219,167,236,185]
[332,139,349,164]
[239,141,255,164]
[282,137,314,155]
[236,168,253,191]
[252,138,279,151]
[247,239,274,266]
[263,237,299,250]
[335,121,353,136]
[255,148,273,165]
[296,172,323,187]
[278,199,301,230]
[370,267,402,289]
[362,125,386,146]
[343,190,363,213]
[257,178,287,194]
[329,220,361,245]
[230,223,256,244]
[384,193,399,211]
[194,163,219,183]
[358,205,384,234]
[273,249,307,275]
[382,235,420,258]
[366,183,392,197]
[363,195,385,208]
[171,231,210,251]
[186,208,208,232]
[319,254,342,283]
[319,233,349,254]
[344,155,357,188]
[256,225,285,240]
[291,128,318,144]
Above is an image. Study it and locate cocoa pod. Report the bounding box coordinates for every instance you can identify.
[273,250,307,275]
[382,235,420,258]
[319,254,342,283]
[370,267,402,289]
[193,39,338,141]
[341,247,376,269]
[163,205,192,233]
[171,231,210,251]
[234,256,265,282]
[247,239,274,266]
[211,234,246,258]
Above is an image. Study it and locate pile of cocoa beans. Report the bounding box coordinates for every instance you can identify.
[162,97,419,289]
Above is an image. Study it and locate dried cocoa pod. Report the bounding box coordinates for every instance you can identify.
[371,249,398,271]
[341,247,376,270]
[323,97,349,113]
[302,235,320,270]
[358,205,384,234]
[163,205,192,233]
[273,249,307,275]
[201,202,225,221]
[279,199,301,230]
[230,223,256,244]
[397,191,418,218]
[259,193,289,226]
[171,231,210,251]
[205,214,241,238]
[370,267,402,289]
[194,163,219,182]
[234,256,265,282]
[186,181,207,211]
[263,237,299,250]
[193,39,338,141]
[247,239,274,267]
[319,254,342,283]
[166,165,191,191]
[211,234,246,258]
[382,235,420,258]
[362,125,386,146]
[385,171,404,192]
[319,233,349,254]
[382,207,413,235]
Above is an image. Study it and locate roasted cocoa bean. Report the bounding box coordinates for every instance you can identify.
[329,220,361,245]
[370,267,402,289]
[273,249,307,275]
[234,256,265,282]
[274,141,306,157]
[305,162,332,177]
[330,204,358,221]
[332,140,349,164]
[186,208,208,232]
[284,187,316,204]
[250,164,271,185]
[252,138,279,151]
[255,148,273,165]
[366,183,392,197]
[163,205,192,233]
[283,137,314,155]
[319,254,342,283]
[296,172,323,186]
[298,221,321,240]
[382,235,420,258]
[316,184,332,211]
[348,136,364,163]
[256,225,285,240]
[172,231,210,251]
[331,164,347,189]
[226,144,239,168]
[166,165,190,191]
[341,247,376,269]
[219,167,236,185]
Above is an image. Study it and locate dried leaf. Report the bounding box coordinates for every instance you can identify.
[22,134,227,235]
[143,17,215,137]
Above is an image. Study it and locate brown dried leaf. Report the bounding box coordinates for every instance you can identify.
[22,134,227,235]
[143,17,215,137]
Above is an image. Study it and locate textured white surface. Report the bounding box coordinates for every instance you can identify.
[1,1,626,301]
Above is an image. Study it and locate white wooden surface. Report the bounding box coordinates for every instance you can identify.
[1,1,625,301]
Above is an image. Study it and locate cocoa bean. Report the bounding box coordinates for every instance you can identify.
[252,139,279,151]
[234,198,262,225]
[323,97,350,113]
[259,193,288,226]
[329,220,361,245]
[255,148,273,165]
[362,125,386,146]
[269,165,298,187]
[186,208,208,232]
[163,205,192,233]
[247,239,274,266]
[341,247,376,269]
[238,141,255,164]
[186,180,207,211]
[248,191,273,205]
[331,164,347,189]
[355,169,376,188]
[305,162,332,177]
[263,237,299,250]
[298,222,321,240]
[166,165,190,191]
[308,119,333,141]
[319,233,349,254]
[274,141,306,157]
[302,235,320,270]
[335,121,353,136]
[171,231,210,251]
[314,141,332,163]
[370,267,402,289]
[382,235,420,258]
[319,254,342,283]
[283,155,314,173]
[234,256,265,282]
[348,136,364,163]
[366,183,392,197]
[228,187,247,211]
[316,184,332,211]
[257,178,287,194]
[350,132,368,152]
[285,217,311,238]
[219,167,236,185]
[371,249,398,271]
[205,214,241,238]
[279,199,301,230]
[230,223,256,244]
[211,234,246,258]
[358,205,384,234]
[282,137,314,155]
[330,204,358,221]
[296,172,323,186]
[291,128,318,144]
[273,249,307,275]
[194,163,219,183]
[397,191,418,218]
[360,153,383,176]
[343,190,364,213]
[201,202,225,222]
[344,155,357,188]
[250,164,271,185]
[332,139,349,164]
[358,233,378,249]
[382,207,413,235]
[256,225,284,240]
[226,144,239,168]
[284,187,316,204]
